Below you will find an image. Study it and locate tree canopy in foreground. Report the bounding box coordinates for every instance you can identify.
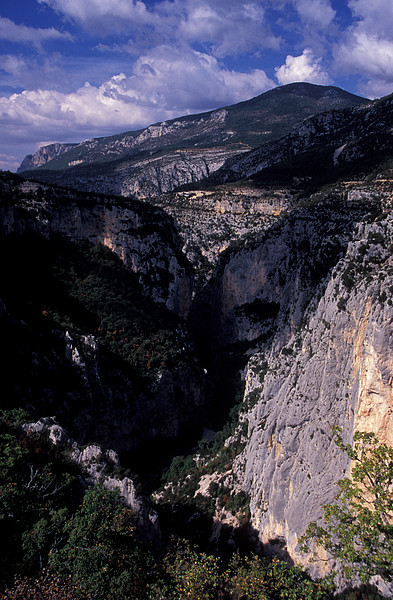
[301,427,393,586]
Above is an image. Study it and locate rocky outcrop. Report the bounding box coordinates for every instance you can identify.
[60,330,205,455]
[192,190,374,351]
[212,93,393,184]
[1,283,205,457]
[18,146,247,199]
[152,185,291,287]
[22,417,159,540]
[18,84,367,174]
[0,172,207,459]
[18,83,368,198]
[17,142,76,172]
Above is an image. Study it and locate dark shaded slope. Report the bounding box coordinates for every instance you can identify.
[208,92,393,190]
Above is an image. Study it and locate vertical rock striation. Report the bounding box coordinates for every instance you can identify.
[188,181,393,575]
[227,197,393,571]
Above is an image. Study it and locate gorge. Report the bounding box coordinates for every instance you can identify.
[2,82,393,597]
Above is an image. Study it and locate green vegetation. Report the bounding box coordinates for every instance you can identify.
[4,417,391,598]
[154,539,333,600]
[0,232,192,381]
[0,409,82,586]
[2,169,392,599]
[156,380,249,512]
[1,573,91,599]
[301,427,393,586]
[1,408,336,600]
[49,486,154,600]
[0,409,154,600]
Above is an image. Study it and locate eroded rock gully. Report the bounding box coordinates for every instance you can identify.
[0,176,206,461]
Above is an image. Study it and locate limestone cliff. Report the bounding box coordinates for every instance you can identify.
[191,188,374,351]
[6,86,393,589]
[22,417,159,541]
[0,172,206,460]
[152,184,291,287]
[19,146,247,199]
[18,83,368,198]
[199,180,393,574]
[17,142,76,172]
[208,92,393,189]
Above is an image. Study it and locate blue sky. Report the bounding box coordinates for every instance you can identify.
[1,0,393,171]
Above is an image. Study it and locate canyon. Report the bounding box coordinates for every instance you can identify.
[5,82,393,592]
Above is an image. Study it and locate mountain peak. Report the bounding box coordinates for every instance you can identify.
[253,81,368,105]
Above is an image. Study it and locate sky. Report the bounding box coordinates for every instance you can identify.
[1,0,393,171]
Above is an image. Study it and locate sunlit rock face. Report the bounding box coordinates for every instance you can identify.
[5,84,393,585]
[17,83,369,197]
[17,142,77,172]
[192,194,371,351]
[181,169,393,573]
[224,199,393,573]
[150,185,291,288]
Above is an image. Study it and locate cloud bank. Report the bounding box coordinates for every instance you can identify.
[0,16,73,47]
[333,0,393,97]
[0,46,274,162]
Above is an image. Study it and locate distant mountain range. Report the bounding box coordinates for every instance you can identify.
[18,83,369,197]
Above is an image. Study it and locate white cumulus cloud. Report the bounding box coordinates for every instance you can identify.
[334,1,393,97]
[177,0,280,57]
[334,32,393,98]
[0,152,20,171]
[37,0,161,35]
[348,0,393,38]
[129,46,275,111]
[37,0,281,57]
[275,48,332,85]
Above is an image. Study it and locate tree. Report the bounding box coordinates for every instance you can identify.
[300,427,393,584]
[159,538,222,600]
[0,410,78,584]
[49,485,154,600]
[2,573,90,600]
[155,540,333,600]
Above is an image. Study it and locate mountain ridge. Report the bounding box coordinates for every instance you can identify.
[18,83,368,183]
